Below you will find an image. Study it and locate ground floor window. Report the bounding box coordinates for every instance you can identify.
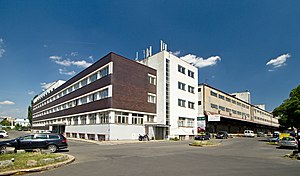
[98,134,105,141]
[79,133,85,139]
[87,134,95,140]
[72,133,77,138]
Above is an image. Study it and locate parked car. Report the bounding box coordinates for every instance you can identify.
[279,137,298,149]
[0,133,68,154]
[244,130,255,137]
[0,130,8,138]
[215,131,228,139]
[257,132,265,137]
[267,137,279,142]
[195,132,211,140]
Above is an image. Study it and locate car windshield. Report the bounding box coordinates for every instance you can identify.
[282,137,294,141]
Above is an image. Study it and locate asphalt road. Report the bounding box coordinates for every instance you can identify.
[21,136,299,176]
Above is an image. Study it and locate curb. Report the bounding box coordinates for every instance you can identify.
[0,154,75,176]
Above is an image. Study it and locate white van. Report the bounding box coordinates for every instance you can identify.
[244,130,255,137]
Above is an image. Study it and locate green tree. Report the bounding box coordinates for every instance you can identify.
[27,95,37,126]
[0,119,11,126]
[273,85,300,128]
[27,104,32,126]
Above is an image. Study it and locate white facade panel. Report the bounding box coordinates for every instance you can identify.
[145,51,199,138]
[109,124,145,140]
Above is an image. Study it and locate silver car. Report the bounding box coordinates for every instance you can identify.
[279,137,298,148]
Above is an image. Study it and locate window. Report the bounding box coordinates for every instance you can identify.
[89,73,98,83]
[188,102,195,109]
[178,117,185,127]
[219,94,225,100]
[34,134,47,139]
[89,114,96,124]
[74,83,79,90]
[80,97,88,104]
[115,112,129,124]
[188,70,194,78]
[178,65,186,74]
[81,78,88,87]
[178,82,186,91]
[211,103,218,109]
[232,100,236,104]
[49,135,59,139]
[188,86,195,94]
[148,75,156,85]
[99,66,109,78]
[99,88,109,99]
[198,101,201,105]
[132,114,144,125]
[226,108,231,112]
[73,117,78,125]
[148,94,156,103]
[219,106,225,111]
[178,99,186,107]
[237,102,241,106]
[210,91,218,97]
[198,88,201,92]
[147,115,154,123]
[80,116,86,124]
[226,97,231,102]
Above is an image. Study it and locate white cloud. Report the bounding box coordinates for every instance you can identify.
[72,60,92,68]
[70,52,78,57]
[27,91,35,95]
[0,38,6,58]
[59,68,76,76]
[55,59,72,66]
[49,56,62,60]
[180,54,221,68]
[49,55,92,68]
[266,53,291,70]
[0,100,15,105]
[89,56,94,62]
[40,82,55,90]
[172,51,181,56]
[43,44,48,48]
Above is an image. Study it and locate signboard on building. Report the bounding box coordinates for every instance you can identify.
[197,116,206,132]
[208,115,221,122]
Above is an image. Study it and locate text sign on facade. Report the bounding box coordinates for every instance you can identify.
[208,115,221,122]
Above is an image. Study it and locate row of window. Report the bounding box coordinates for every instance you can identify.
[254,109,273,118]
[254,116,272,123]
[210,91,250,109]
[33,88,109,118]
[178,99,195,109]
[33,112,155,126]
[178,82,195,94]
[34,65,110,110]
[210,103,250,118]
[178,65,195,78]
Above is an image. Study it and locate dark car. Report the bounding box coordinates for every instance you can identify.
[215,131,228,139]
[0,133,68,154]
[195,132,211,140]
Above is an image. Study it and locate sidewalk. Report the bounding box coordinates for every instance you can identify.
[67,137,168,145]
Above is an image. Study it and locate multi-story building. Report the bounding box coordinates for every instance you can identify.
[32,52,157,140]
[140,49,198,140]
[198,84,279,133]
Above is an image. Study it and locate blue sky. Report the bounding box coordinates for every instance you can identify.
[0,0,299,118]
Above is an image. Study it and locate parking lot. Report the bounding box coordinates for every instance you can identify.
[1,131,299,176]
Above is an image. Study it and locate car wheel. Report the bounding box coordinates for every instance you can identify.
[47,144,58,153]
[0,146,7,154]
